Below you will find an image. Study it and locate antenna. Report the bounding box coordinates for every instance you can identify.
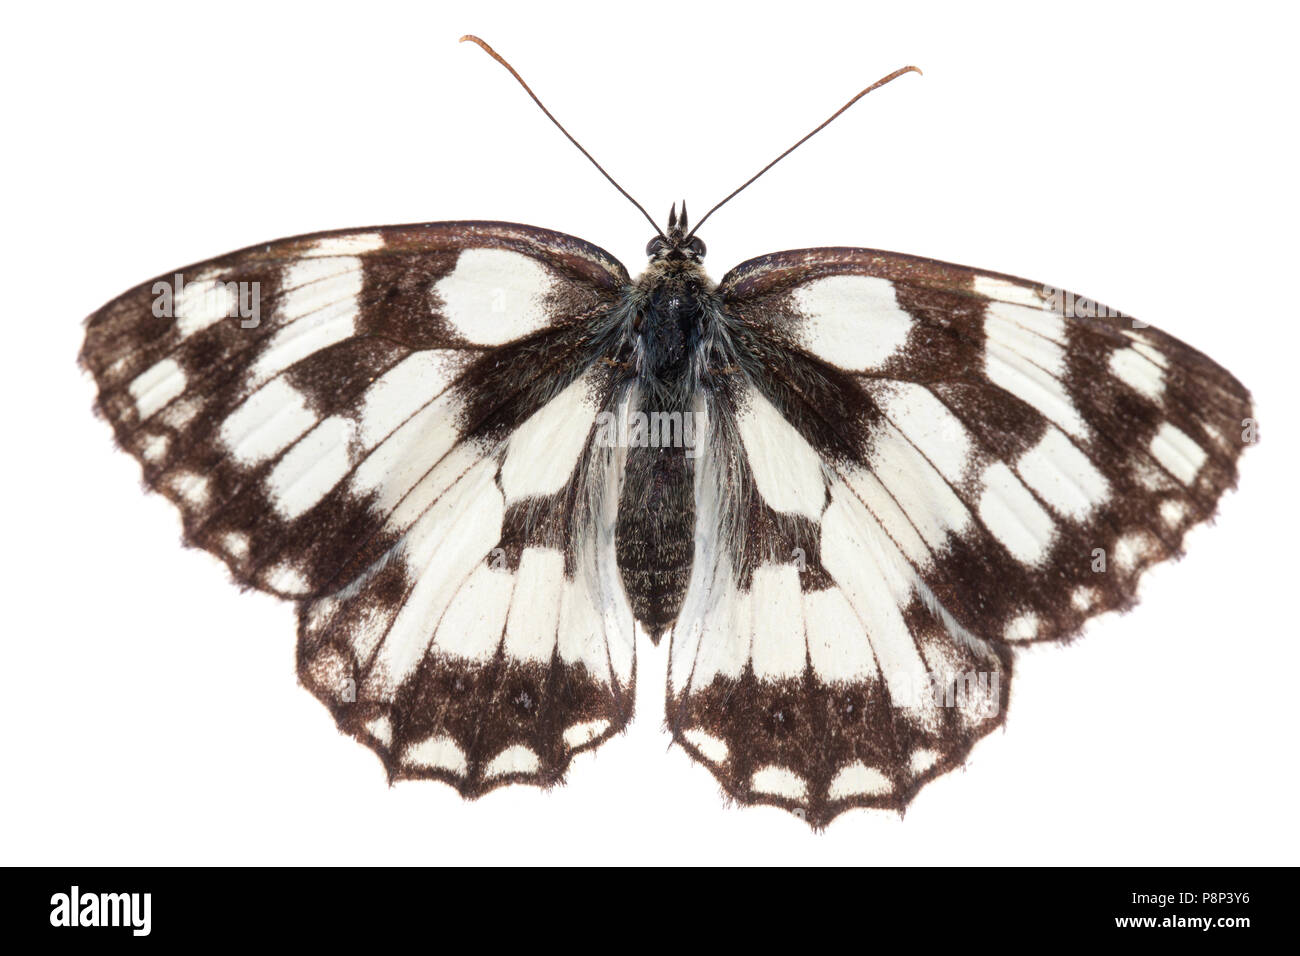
[461,35,666,239]
[686,65,922,239]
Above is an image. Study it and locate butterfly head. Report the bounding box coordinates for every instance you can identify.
[646,202,706,263]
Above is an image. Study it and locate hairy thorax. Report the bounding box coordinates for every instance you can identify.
[631,258,716,386]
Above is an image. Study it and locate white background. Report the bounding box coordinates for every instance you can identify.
[3,1,1296,865]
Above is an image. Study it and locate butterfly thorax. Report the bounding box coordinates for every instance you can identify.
[631,258,716,393]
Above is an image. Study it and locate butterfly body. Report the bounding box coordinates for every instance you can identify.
[614,260,713,639]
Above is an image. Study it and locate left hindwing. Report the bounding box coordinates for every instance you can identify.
[667,247,1252,825]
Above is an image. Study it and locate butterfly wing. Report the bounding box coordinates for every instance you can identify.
[82,222,637,793]
[668,247,1252,825]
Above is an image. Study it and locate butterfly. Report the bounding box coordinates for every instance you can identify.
[80,37,1253,827]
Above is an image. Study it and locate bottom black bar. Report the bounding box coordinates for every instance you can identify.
[6,866,1284,941]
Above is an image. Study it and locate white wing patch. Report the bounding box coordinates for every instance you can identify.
[219,377,317,465]
[829,762,892,799]
[820,482,933,707]
[252,249,367,386]
[736,384,827,520]
[501,372,600,503]
[984,298,1066,346]
[749,564,807,680]
[557,562,614,683]
[356,350,461,447]
[752,765,808,800]
[972,275,1048,310]
[791,274,914,370]
[266,414,356,519]
[364,458,506,696]
[128,358,186,419]
[672,557,753,690]
[485,745,541,779]
[879,383,973,484]
[1149,422,1208,485]
[404,734,468,774]
[803,587,879,683]
[434,563,515,662]
[984,304,1087,438]
[303,233,385,257]
[563,719,610,749]
[978,461,1055,565]
[174,272,237,340]
[856,421,972,550]
[503,547,565,663]
[682,728,729,763]
[1109,345,1166,400]
[352,392,470,517]
[434,248,556,346]
[1015,427,1109,520]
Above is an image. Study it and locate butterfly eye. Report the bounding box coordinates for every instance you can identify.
[687,237,707,258]
[646,237,667,257]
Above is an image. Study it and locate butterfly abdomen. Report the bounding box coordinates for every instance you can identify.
[615,438,695,641]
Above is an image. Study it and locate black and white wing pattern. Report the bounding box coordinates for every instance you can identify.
[82,223,637,793]
[667,248,1252,825]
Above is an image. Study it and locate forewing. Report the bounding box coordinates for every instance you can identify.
[82,222,636,792]
[666,247,1251,825]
